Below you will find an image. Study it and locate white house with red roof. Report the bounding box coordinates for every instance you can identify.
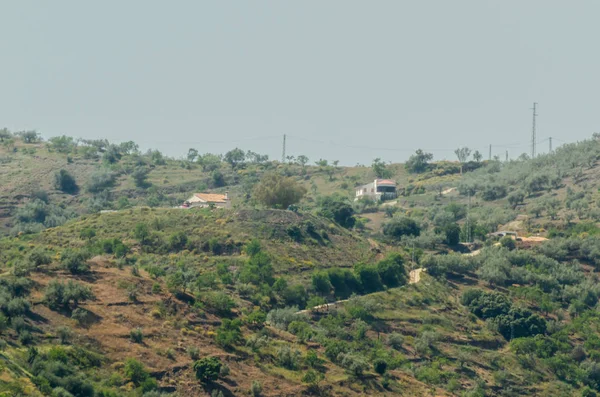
[355,179,397,201]
[183,192,231,209]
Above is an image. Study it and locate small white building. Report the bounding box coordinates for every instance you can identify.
[355,179,397,201]
[183,192,231,209]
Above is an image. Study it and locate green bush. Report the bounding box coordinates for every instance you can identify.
[124,358,150,387]
[383,217,420,239]
[130,328,144,343]
[376,253,407,287]
[215,319,242,348]
[60,249,92,274]
[44,280,94,310]
[54,169,79,194]
[276,345,301,370]
[193,356,222,382]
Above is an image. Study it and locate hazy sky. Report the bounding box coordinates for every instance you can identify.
[1,1,599,165]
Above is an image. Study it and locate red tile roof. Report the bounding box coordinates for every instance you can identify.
[376,179,396,185]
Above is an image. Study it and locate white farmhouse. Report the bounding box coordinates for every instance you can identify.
[355,179,397,201]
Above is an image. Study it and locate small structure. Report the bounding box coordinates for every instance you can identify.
[488,231,518,239]
[355,179,397,201]
[183,192,231,209]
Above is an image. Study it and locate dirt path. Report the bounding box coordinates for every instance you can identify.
[442,187,456,195]
[409,268,425,284]
[297,268,426,315]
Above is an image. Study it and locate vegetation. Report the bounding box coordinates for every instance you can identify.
[3,131,600,395]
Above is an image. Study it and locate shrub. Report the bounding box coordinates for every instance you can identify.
[169,232,188,251]
[203,292,236,316]
[376,253,407,287]
[132,166,151,188]
[187,346,200,360]
[28,247,52,268]
[267,307,304,331]
[317,195,356,229]
[500,236,516,250]
[312,271,332,295]
[193,357,222,382]
[215,319,242,348]
[327,268,361,299]
[244,240,262,256]
[79,228,96,241]
[57,326,72,345]
[354,263,383,293]
[281,284,308,309]
[383,217,420,239]
[414,331,439,356]
[44,280,94,310]
[253,172,307,209]
[276,345,301,370]
[123,358,150,387]
[338,352,369,377]
[54,170,79,194]
[71,308,90,325]
[130,328,144,343]
[250,380,262,397]
[86,171,116,193]
[60,249,92,274]
[386,332,404,350]
[219,363,231,377]
[374,358,388,375]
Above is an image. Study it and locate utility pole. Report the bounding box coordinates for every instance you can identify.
[465,191,472,243]
[531,102,538,158]
[489,144,492,161]
[549,137,552,153]
[505,150,508,162]
[281,134,286,163]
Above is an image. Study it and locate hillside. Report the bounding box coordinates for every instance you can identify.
[4,131,600,396]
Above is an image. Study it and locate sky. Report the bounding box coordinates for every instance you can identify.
[1,1,599,165]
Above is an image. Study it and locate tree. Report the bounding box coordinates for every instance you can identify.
[317,195,356,228]
[17,130,40,143]
[473,150,483,162]
[134,223,150,245]
[454,147,472,174]
[102,144,122,164]
[224,148,246,169]
[508,191,525,209]
[132,166,151,188]
[297,155,309,167]
[215,319,243,348]
[198,153,222,171]
[0,128,11,142]
[187,148,199,162]
[383,217,420,239]
[54,170,79,194]
[79,228,96,241]
[405,149,433,174]
[372,158,393,179]
[48,136,75,153]
[376,253,407,287]
[124,358,151,387]
[253,172,306,209]
[119,141,139,155]
[312,271,332,295]
[441,223,461,245]
[354,263,384,293]
[44,279,94,310]
[60,249,92,274]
